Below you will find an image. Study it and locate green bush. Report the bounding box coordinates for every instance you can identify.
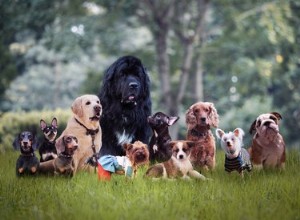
[0,109,72,153]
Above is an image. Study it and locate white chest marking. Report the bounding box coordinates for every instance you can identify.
[116,130,133,145]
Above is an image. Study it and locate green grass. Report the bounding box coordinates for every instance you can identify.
[1,150,300,220]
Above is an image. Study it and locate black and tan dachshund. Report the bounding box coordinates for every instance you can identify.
[13,131,39,176]
[39,134,78,177]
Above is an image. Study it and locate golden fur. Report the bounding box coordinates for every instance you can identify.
[56,94,102,172]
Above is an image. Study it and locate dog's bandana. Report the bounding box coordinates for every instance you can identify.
[98,155,133,177]
[224,148,252,173]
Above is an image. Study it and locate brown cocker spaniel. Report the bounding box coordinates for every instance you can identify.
[185,102,219,171]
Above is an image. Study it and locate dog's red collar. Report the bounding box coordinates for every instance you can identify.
[75,118,99,136]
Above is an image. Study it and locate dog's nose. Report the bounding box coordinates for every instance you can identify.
[263,121,271,127]
[129,82,138,89]
[201,117,206,122]
[94,105,101,112]
[179,154,184,159]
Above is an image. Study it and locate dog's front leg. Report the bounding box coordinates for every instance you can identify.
[30,166,38,174]
[18,167,24,174]
[188,170,207,180]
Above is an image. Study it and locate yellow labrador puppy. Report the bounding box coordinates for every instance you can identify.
[56,94,102,172]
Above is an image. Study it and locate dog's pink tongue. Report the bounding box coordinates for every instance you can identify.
[129,96,135,100]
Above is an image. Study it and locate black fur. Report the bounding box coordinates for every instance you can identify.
[98,55,152,156]
[148,112,179,163]
[39,118,58,162]
[13,131,39,176]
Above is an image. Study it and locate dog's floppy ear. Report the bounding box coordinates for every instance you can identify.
[186,141,196,149]
[40,119,47,130]
[51,117,58,128]
[71,96,83,118]
[233,128,245,139]
[207,102,219,128]
[185,105,196,125]
[249,120,257,135]
[32,134,39,150]
[168,116,179,126]
[12,133,21,150]
[271,112,282,120]
[55,136,65,154]
[215,128,224,139]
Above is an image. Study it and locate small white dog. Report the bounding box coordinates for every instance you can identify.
[145,140,208,180]
[216,128,252,175]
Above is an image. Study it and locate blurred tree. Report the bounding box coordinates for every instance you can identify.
[205,0,300,144]
[270,0,300,144]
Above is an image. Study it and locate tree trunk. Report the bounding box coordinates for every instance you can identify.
[195,53,204,102]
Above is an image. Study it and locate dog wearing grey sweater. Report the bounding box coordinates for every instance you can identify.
[216,128,252,176]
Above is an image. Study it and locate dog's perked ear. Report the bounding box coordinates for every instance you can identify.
[249,120,257,135]
[51,117,58,128]
[40,119,47,130]
[55,137,65,154]
[233,128,245,139]
[167,116,179,126]
[71,96,84,118]
[207,102,219,128]
[215,128,225,139]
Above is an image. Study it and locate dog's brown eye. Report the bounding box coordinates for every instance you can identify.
[86,101,91,105]
[73,137,78,143]
[270,116,277,122]
[183,148,187,152]
[97,100,100,104]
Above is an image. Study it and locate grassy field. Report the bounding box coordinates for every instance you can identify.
[1,150,300,220]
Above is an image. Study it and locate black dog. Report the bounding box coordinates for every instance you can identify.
[98,55,152,156]
[13,131,39,176]
[39,118,58,162]
[148,112,179,163]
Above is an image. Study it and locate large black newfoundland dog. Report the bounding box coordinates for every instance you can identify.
[98,56,152,156]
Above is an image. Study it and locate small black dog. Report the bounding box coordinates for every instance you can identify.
[148,112,179,162]
[39,118,58,162]
[13,131,39,176]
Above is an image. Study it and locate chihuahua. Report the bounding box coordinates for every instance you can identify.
[39,118,58,162]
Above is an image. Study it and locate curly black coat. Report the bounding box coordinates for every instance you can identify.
[98,56,152,156]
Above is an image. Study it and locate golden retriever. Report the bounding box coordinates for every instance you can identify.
[56,94,102,172]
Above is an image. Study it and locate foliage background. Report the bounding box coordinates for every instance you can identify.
[0,0,300,147]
